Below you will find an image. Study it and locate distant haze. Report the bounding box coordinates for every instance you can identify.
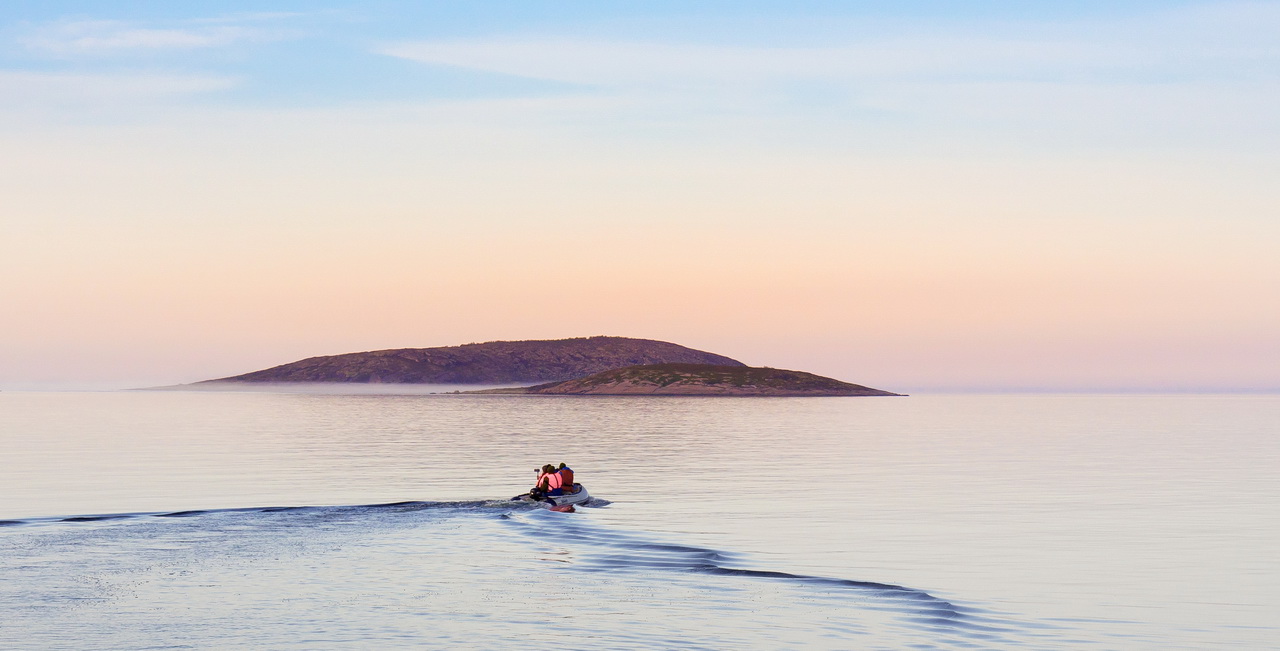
[1,2,1277,393]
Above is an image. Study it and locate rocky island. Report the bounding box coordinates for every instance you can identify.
[199,336,744,385]
[192,336,899,397]
[472,363,901,397]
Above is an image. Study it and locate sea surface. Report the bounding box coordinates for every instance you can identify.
[1,390,1276,649]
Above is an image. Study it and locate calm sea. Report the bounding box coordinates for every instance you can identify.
[1,391,1276,649]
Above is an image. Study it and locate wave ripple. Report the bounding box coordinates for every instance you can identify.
[1,500,1068,648]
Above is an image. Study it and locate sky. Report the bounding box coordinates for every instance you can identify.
[1,1,1277,392]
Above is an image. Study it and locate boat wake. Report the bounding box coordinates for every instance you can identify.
[1,497,617,529]
[1,499,1068,648]
[498,511,1037,642]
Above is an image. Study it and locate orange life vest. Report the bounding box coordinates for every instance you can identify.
[542,471,563,490]
[558,467,574,487]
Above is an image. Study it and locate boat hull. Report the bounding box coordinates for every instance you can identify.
[515,484,590,508]
[545,484,590,507]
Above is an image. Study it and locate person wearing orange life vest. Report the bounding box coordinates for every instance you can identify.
[556,463,575,494]
[535,464,564,495]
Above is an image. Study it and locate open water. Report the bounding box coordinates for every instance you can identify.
[1,391,1277,649]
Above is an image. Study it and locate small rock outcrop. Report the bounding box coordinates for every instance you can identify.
[473,363,901,396]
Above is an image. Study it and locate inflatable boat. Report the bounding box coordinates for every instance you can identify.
[515,484,591,510]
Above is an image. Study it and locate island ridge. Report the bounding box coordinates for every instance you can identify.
[200,336,744,385]
[471,363,902,397]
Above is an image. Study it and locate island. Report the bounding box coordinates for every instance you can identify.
[189,336,900,397]
[469,363,902,397]
[198,336,745,385]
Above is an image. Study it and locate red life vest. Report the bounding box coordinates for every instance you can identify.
[558,467,574,487]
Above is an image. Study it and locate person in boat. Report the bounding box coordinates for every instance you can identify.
[535,463,565,496]
[529,465,549,498]
[534,464,555,489]
[556,463,576,493]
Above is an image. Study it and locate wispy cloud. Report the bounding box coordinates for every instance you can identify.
[380,2,1280,87]
[18,18,293,56]
[0,70,237,104]
[374,2,1280,149]
[381,38,1143,89]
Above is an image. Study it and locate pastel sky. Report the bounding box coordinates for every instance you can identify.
[1,1,1277,392]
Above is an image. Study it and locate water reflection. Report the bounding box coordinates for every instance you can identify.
[1,391,1277,648]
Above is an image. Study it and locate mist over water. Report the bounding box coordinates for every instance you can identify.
[144,381,530,394]
[2,391,1277,648]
